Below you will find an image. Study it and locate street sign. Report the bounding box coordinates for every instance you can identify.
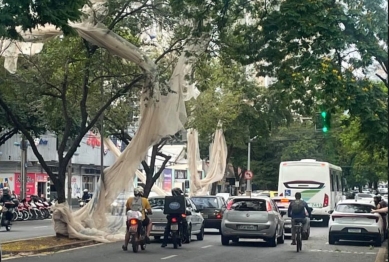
[244,170,253,180]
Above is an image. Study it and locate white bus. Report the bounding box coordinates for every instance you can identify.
[278,159,343,226]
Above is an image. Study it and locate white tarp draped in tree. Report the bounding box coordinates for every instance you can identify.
[187,128,228,196]
[1,1,205,242]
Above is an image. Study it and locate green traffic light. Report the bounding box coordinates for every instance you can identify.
[321,111,327,118]
[323,126,328,132]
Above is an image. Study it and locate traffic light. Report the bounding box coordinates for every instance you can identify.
[315,111,331,132]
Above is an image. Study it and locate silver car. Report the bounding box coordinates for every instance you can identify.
[221,196,285,247]
[147,196,205,242]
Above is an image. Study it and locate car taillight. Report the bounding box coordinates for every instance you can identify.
[130,219,138,225]
[266,201,273,211]
[171,217,177,223]
[323,194,329,207]
[226,200,233,210]
[181,214,186,218]
[216,214,222,219]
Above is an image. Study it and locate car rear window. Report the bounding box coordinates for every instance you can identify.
[149,198,165,208]
[191,197,219,208]
[357,193,372,198]
[231,199,267,211]
[336,204,373,213]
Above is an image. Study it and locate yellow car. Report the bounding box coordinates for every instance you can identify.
[257,191,278,198]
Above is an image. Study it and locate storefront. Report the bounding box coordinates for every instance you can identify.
[14,172,50,198]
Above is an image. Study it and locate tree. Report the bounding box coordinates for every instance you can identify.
[188,59,292,194]
[228,0,387,153]
[0,34,144,203]
[0,0,88,40]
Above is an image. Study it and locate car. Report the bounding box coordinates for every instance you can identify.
[220,196,285,247]
[257,191,278,198]
[328,199,385,246]
[271,196,311,240]
[190,195,226,231]
[147,196,205,242]
[355,193,374,202]
[110,192,131,215]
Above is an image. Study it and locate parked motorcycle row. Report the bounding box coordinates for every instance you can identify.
[10,196,54,222]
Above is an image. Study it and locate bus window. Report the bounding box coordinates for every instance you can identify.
[330,172,335,191]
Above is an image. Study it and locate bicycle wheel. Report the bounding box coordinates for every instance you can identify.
[296,229,302,252]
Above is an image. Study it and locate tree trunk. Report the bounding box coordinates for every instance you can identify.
[143,171,154,198]
[54,169,67,204]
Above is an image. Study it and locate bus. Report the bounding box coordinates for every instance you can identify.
[277,159,343,226]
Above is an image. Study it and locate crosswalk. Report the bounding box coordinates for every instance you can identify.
[309,249,376,255]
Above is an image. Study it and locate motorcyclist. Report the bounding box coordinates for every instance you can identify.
[81,189,90,202]
[374,194,387,236]
[0,187,15,223]
[122,186,153,251]
[161,187,189,248]
[288,192,311,245]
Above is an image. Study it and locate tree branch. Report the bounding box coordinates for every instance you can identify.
[154,38,186,64]
[149,144,158,175]
[153,152,172,182]
[0,128,18,146]
[0,97,54,178]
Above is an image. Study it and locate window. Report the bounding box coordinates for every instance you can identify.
[231,199,267,211]
[330,171,335,191]
[336,204,374,213]
[82,176,94,192]
[149,198,165,208]
[191,197,220,209]
[174,170,187,179]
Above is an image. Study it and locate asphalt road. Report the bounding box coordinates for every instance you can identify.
[0,219,55,241]
[3,227,385,262]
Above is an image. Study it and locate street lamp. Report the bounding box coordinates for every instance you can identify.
[246,136,257,197]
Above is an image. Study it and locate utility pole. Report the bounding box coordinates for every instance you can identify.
[245,140,252,197]
[100,61,105,186]
[20,135,27,200]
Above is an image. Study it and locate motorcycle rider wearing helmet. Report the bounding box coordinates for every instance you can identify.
[82,189,90,201]
[122,186,153,251]
[161,187,188,248]
[0,187,14,223]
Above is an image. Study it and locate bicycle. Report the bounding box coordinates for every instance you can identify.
[293,219,304,252]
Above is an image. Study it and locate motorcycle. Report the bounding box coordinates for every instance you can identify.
[169,215,184,249]
[17,202,30,221]
[127,210,147,253]
[78,197,90,208]
[27,199,43,220]
[0,201,15,231]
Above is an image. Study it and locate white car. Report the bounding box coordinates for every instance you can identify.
[328,199,385,246]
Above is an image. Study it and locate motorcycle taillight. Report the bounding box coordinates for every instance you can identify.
[130,219,138,225]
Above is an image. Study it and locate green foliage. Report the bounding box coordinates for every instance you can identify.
[0,0,88,39]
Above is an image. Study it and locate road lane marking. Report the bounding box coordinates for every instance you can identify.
[33,226,48,228]
[310,249,376,255]
[201,245,213,249]
[161,255,177,260]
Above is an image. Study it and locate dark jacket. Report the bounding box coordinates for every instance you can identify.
[82,192,90,201]
[0,194,12,203]
[288,199,311,219]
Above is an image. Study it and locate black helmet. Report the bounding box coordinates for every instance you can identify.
[374,194,382,201]
[171,187,183,196]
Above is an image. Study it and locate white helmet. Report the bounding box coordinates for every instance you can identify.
[134,186,144,196]
[83,189,88,193]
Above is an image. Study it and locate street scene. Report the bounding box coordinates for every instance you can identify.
[0,0,388,262]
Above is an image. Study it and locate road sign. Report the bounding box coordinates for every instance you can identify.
[244,170,253,180]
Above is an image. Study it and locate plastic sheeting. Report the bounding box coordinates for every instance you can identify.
[187,128,228,196]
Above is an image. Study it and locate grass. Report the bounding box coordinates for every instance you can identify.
[1,236,88,252]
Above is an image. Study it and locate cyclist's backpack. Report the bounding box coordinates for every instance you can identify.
[291,200,305,214]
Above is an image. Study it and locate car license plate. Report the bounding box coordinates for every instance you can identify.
[171,224,179,231]
[237,225,257,230]
[202,214,208,218]
[153,226,165,231]
[348,229,361,233]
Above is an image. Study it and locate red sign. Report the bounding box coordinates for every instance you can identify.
[244,170,253,180]
[14,173,49,196]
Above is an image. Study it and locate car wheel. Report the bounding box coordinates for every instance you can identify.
[221,234,230,246]
[196,224,205,241]
[184,225,192,244]
[277,227,285,244]
[267,230,277,247]
[374,234,382,247]
[328,233,336,245]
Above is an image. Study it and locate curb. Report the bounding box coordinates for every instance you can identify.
[375,241,388,262]
[2,240,98,256]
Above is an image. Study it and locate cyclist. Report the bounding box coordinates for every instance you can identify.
[374,195,387,236]
[288,192,311,245]
[122,186,153,251]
